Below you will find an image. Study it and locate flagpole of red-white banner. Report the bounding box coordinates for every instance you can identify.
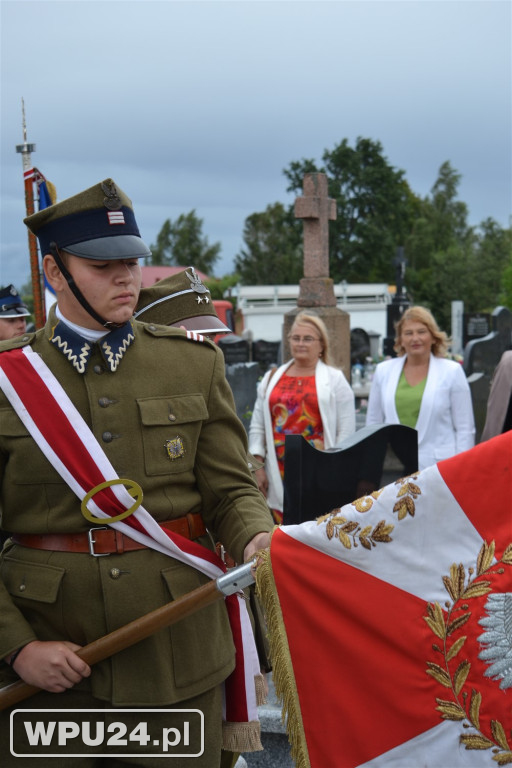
[15,99,45,329]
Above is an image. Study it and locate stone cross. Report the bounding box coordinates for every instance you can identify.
[283,172,351,379]
[294,172,337,281]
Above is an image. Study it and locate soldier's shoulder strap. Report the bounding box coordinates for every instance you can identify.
[140,322,214,347]
[0,333,36,354]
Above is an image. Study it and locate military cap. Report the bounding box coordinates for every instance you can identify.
[0,285,30,318]
[134,267,231,334]
[24,178,151,261]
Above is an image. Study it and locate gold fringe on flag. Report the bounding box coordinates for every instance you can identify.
[255,671,267,707]
[222,719,262,753]
[256,545,311,768]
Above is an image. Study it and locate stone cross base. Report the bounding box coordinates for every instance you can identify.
[297,277,337,308]
[283,305,351,381]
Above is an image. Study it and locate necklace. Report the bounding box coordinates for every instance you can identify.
[291,365,315,386]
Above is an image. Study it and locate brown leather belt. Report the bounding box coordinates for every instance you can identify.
[11,513,207,556]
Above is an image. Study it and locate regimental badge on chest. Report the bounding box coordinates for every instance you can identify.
[164,436,185,460]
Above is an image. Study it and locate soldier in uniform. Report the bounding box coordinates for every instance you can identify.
[0,179,273,767]
[134,266,232,338]
[0,285,30,340]
[136,270,271,768]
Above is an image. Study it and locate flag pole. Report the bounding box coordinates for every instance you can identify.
[0,560,256,711]
[15,99,45,329]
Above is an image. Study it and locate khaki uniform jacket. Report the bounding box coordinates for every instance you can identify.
[0,312,273,705]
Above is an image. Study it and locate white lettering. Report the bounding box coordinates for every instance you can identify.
[162,726,181,749]
[23,720,56,746]
[81,721,104,746]
[58,721,80,744]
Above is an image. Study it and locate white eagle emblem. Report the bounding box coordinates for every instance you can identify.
[478,593,512,690]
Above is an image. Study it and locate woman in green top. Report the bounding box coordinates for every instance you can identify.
[366,306,475,470]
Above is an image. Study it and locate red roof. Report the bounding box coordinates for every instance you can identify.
[140,266,210,288]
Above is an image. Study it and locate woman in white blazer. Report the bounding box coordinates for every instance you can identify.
[249,312,356,521]
[366,306,475,471]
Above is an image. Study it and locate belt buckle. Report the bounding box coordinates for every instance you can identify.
[88,526,110,556]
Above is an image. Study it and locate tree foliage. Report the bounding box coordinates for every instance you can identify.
[234,202,303,284]
[283,137,419,282]
[234,139,511,332]
[148,210,221,275]
[404,162,511,328]
[204,273,240,301]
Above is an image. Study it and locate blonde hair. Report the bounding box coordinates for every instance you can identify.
[290,311,332,365]
[394,306,449,357]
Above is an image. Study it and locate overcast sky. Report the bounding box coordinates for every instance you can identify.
[1,0,511,291]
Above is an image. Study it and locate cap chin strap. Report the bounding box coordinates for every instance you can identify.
[49,244,125,330]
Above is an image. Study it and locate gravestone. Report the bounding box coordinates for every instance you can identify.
[252,339,282,374]
[451,300,464,357]
[383,246,410,357]
[217,334,251,364]
[463,307,511,377]
[282,424,418,525]
[282,173,351,380]
[463,306,512,442]
[464,312,491,346]
[224,361,261,433]
[350,328,371,366]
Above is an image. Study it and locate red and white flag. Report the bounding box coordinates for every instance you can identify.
[257,431,512,768]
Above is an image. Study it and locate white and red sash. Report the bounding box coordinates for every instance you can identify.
[0,346,262,752]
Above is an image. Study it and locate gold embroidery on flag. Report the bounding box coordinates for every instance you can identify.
[392,475,421,519]
[424,541,512,761]
[316,511,394,551]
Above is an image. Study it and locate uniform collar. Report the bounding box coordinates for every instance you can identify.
[48,315,135,374]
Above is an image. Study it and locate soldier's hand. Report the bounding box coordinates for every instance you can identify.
[254,467,269,497]
[9,640,91,693]
[244,531,271,564]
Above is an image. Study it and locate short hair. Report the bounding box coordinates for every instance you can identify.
[291,311,332,365]
[394,306,449,357]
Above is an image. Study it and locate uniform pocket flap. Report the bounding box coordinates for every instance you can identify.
[0,408,29,437]
[137,395,208,426]
[160,562,206,600]
[2,557,65,603]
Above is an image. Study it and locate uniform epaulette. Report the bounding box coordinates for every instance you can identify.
[140,322,214,347]
[0,332,35,353]
[185,330,206,343]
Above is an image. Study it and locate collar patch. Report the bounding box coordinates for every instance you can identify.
[49,320,135,373]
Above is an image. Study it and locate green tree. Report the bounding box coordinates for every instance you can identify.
[404,163,511,328]
[501,256,512,310]
[148,210,221,275]
[234,202,303,284]
[475,218,512,310]
[205,273,240,301]
[283,137,419,282]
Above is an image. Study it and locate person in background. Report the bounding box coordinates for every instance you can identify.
[0,179,273,768]
[135,268,269,768]
[366,305,475,470]
[134,266,232,337]
[0,285,30,340]
[248,311,356,524]
[481,350,512,441]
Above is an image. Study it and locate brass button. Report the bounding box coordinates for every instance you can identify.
[110,568,121,580]
[102,431,113,443]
